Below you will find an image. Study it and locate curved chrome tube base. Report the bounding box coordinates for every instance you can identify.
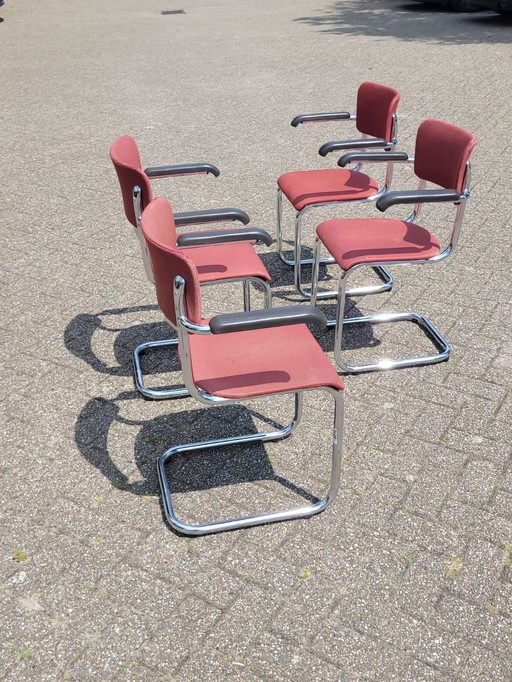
[297,265,395,300]
[335,311,451,374]
[347,266,394,297]
[133,338,189,400]
[157,390,344,536]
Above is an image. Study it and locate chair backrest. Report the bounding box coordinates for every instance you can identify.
[110,136,154,226]
[355,82,401,142]
[140,198,201,327]
[414,119,477,193]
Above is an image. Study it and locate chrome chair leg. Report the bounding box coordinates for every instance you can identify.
[243,280,251,312]
[157,389,344,536]
[332,271,450,373]
[277,189,294,266]
[132,338,188,400]
[289,206,395,300]
[249,278,273,310]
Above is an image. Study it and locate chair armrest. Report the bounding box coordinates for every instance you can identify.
[144,163,220,178]
[177,227,273,247]
[338,151,409,167]
[291,111,352,127]
[174,208,250,227]
[376,189,463,212]
[210,306,327,334]
[319,138,390,157]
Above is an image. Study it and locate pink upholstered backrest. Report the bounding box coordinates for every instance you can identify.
[355,82,400,141]
[110,136,153,226]
[414,119,477,193]
[141,198,201,327]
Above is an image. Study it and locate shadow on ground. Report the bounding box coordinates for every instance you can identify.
[64,268,381,381]
[74,391,320,507]
[295,0,512,45]
[64,304,177,377]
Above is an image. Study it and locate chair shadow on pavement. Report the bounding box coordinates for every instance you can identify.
[64,268,381,382]
[64,305,179,378]
[74,391,321,508]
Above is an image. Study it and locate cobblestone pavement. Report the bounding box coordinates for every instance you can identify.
[1,0,512,679]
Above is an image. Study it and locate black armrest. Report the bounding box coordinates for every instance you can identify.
[177,227,273,247]
[338,151,409,167]
[319,138,390,157]
[376,189,463,212]
[210,305,327,334]
[291,112,352,127]
[144,163,220,178]
[174,208,250,227]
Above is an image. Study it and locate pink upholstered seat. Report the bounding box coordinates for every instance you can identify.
[278,82,399,211]
[183,242,270,283]
[278,168,379,211]
[110,135,271,285]
[110,134,271,286]
[190,325,344,399]
[316,218,441,272]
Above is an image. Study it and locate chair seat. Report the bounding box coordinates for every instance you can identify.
[180,241,271,283]
[316,218,441,271]
[277,168,380,211]
[189,324,345,399]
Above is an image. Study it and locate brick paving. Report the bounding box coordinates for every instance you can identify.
[1,0,512,679]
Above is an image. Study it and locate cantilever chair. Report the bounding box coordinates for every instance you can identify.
[110,135,255,283]
[110,137,274,400]
[276,82,401,299]
[141,197,345,536]
[310,119,476,373]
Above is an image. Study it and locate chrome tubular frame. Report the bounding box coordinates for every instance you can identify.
[133,336,188,400]
[276,138,401,300]
[157,386,344,536]
[406,177,425,223]
[276,130,399,270]
[132,186,155,283]
[132,276,272,400]
[310,170,470,373]
[156,277,345,535]
[330,266,450,373]
[290,192,394,300]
